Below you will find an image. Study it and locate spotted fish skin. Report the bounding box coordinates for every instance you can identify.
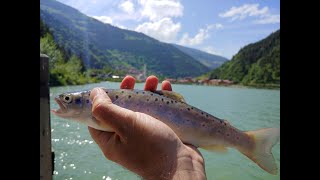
[52,88,280,175]
[106,89,249,149]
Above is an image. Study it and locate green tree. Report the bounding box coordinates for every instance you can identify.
[40,33,64,69]
[206,29,280,87]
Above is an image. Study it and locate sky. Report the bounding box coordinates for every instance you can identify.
[56,0,280,59]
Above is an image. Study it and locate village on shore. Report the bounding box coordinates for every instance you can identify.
[99,64,235,87]
[165,77,234,86]
[106,73,234,86]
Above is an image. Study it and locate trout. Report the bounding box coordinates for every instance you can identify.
[52,88,280,174]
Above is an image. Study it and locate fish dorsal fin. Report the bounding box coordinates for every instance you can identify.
[224,119,230,124]
[201,145,228,153]
[154,90,186,103]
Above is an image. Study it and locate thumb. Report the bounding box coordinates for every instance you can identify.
[90,87,137,137]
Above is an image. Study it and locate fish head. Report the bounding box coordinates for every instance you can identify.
[51,91,92,120]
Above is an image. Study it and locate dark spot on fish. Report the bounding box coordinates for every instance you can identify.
[202,124,205,127]
[206,114,209,118]
[116,95,119,99]
[75,98,81,104]
[121,91,124,93]
[187,108,190,111]
[220,121,223,123]
[170,100,173,103]
[201,112,204,115]
[175,101,177,103]
[155,98,158,101]
[142,92,145,94]
[159,105,162,107]
[106,91,108,94]
[167,101,170,104]
[191,107,193,109]
[227,133,230,136]
[162,98,164,101]
[136,92,138,94]
[128,95,131,99]
[236,137,239,140]
[218,130,221,133]
[147,99,149,101]
[187,119,190,121]
[224,122,227,126]
[86,99,90,103]
[151,93,153,96]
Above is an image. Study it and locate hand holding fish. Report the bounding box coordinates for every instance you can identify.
[88,76,206,180]
[52,75,279,176]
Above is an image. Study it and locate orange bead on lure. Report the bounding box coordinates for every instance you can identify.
[52,88,280,174]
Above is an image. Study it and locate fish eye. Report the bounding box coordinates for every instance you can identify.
[63,95,72,103]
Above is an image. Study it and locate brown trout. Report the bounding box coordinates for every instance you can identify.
[52,88,280,174]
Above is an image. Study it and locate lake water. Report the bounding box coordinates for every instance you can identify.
[49,81,280,180]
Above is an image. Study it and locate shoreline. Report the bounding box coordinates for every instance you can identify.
[49,80,280,90]
[169,82,280,90]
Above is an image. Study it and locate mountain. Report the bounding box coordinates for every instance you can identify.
[40,0,210,78]
[172,44,228,69]
[206,29,280,86]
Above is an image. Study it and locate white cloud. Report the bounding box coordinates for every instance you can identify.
[219,4,279,24]
[119,0,135,14]
[254,14,280,24]
[214,23,223,29]
[179,25,213,46]
[135,18,181,43]
[138,0,183,21]
[110,13,141,22]
[115,24,128,29]
[219,4,268,20]
[91,16,113,24]
[91,15,128,29]
[202,46,221,55]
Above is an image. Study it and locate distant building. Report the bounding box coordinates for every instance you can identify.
[178,78,194,83]
[203,79,234,86]
[165,78,177,83]
[222,80,234,85]
[136,64,147,81]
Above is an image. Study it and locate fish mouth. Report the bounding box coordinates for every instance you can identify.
[51,97,67,114]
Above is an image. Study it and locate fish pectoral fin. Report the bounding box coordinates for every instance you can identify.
[201,145,228,153]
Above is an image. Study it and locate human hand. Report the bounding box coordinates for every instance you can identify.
[88,75,206,180]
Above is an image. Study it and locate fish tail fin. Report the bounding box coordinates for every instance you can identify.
[240,128,280,175]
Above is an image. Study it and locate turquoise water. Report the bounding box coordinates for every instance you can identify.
[50,82,280,180]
